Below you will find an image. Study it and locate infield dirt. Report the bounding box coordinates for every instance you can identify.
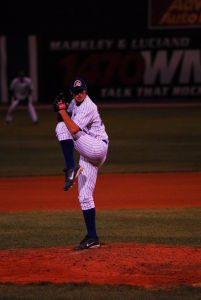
[1,172,201,211]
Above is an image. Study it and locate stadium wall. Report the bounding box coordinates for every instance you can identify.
[1,0,201,104]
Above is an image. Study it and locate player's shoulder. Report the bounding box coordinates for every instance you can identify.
[11,78,18,84]
[83,95,97,109]
[24,77,32,83]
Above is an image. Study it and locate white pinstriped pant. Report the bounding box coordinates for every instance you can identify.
[55,122,108,210]
[6,97,38,123]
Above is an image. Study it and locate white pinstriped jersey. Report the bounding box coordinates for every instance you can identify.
[56,94,109,210]
[67,95,108,142]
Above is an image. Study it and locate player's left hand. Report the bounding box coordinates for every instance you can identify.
[53,93,70,112]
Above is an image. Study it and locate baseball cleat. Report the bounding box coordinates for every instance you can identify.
[64,164,83,191]
[73,235,100,251]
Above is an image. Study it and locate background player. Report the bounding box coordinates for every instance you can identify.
[54,76,109,251]
[5,71,38,124]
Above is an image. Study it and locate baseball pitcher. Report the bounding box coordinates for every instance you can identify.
[54,76,109,250]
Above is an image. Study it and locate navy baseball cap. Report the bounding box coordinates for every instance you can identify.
[70,77,87,94]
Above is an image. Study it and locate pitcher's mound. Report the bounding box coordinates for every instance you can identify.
[1,243,201,288]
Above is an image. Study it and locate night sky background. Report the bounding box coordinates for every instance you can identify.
[0,1,148,35]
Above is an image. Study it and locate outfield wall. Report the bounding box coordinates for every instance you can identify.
[37,35,201,103]
[1,1,201,104]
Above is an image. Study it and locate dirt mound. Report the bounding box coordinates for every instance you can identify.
[0,243,201,288]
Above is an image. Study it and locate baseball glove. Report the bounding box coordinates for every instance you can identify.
[53,92,70,112]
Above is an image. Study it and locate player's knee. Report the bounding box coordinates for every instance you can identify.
[55,122,71,141]
[79,197,95,210]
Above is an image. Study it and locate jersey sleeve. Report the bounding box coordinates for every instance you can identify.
[67,100,75,114]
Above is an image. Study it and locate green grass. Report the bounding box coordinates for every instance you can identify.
[0,207,201,298]
[1,105,201,298]
[0,282,201,300]
[0,106,201,176]
[0,208,200,250]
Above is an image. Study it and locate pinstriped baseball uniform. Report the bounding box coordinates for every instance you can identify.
[56,95,109,210]
[5,73,38,124]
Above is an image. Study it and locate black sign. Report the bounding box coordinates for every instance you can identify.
[39,36,201,103]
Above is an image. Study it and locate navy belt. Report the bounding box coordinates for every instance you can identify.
[102,139,108,145]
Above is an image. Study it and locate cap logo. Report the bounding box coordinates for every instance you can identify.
[73,80,82,87]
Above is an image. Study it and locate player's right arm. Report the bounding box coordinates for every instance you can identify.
[59,109,80,134]
[53,93,80,133]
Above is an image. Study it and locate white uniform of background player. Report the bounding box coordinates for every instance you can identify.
[55,76,109,251]
[5,71,38,124]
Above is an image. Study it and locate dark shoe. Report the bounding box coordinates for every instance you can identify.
[74,235,100,251]
[64,164,83,191]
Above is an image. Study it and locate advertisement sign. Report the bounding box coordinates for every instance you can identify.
[149,0,201,29]
[39,36,201,102]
